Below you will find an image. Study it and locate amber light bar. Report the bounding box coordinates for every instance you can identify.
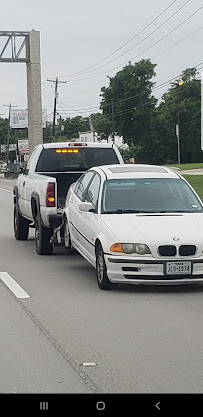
[56,149,79,153]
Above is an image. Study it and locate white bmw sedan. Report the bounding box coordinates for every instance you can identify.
[63,164,203,290]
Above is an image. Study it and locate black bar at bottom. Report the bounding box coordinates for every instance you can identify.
[0,393,202,415]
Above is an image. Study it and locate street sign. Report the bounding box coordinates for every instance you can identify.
[17,139,29,155]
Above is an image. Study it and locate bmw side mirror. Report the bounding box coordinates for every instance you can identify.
[78,202,94,212]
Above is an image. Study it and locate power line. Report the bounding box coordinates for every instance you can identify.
[58,101,100,113]
[47,66,203,122]
[9,80,53,106]
[111,73,203,118]
[102,71,202,119]
[62,0,178,78]
[56,23,203,105]
[64,0,190,78]
[42,111,54,121]
[66,4,203,82]
[152,24,203,60]
[42,83,65,104]
[56,66,202,121]
[113,62,203,106]
[113,98,160,118]
[56,60,203,115]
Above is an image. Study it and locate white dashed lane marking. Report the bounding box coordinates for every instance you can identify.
[0,188,12,193]
[0,272,30,299]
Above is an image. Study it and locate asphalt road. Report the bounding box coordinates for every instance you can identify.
[0,179,203,396]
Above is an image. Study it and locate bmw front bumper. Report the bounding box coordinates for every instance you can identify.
[104,255,203,285]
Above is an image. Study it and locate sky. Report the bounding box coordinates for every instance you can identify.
[0,0,203,124]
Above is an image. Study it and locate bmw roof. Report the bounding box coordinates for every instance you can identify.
[93,164,180,179]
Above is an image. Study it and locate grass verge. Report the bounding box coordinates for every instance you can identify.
[169,163,203,170]
[182,175,203,200]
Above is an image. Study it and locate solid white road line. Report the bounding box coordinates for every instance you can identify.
[0,188,12,193]
[0,272,30,299]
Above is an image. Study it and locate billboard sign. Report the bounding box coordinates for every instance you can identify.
[10,109,47,129]
[17,139,29,155]
[10,110,28,128]
[0,144,17,153]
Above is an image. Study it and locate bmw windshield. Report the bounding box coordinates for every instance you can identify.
[101,178,203,214]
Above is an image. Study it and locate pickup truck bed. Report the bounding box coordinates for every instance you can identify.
[40,172,82,208]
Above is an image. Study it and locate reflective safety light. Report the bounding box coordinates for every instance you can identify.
[110,243,124,253]
[46,182,55,207]
[56,148,79,153]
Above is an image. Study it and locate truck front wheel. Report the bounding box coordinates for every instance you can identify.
[35,214,53,255]
[14,205,29,241]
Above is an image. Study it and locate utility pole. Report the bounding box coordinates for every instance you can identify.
[0,113,4,161]
[111,98,115,144]
[176,80,183,165]
[201,71,203,151]
[3,103,17,166]
[47,77,66,138]
[89,114,95,142]
[176,115,181,165]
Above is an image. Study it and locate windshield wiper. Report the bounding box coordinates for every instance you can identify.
[104,209,154,214]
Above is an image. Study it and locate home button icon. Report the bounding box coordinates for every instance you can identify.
[96,401,105,411]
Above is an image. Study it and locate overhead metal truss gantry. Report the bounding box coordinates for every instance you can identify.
[0,30,43,152]
[0,31,29,62]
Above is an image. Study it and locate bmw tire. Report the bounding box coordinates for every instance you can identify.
[96,244,117,290]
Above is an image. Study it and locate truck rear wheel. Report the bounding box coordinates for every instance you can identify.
[35,214,53,255]
[14,205,29,241]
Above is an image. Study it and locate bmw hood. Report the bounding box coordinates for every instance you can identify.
[101,213,203,245]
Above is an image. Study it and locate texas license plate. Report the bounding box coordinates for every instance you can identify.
[166,261,191,275]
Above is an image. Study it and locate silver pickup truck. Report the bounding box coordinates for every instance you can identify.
[13,141,124,255]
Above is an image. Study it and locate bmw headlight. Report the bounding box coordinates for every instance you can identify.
[122,243,151,255]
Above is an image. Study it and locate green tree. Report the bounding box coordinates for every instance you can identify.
[100,59,157,145]
[154,67,202,164]
[0,117,8,143]
[91,113,111,141]
[63,116,90,140]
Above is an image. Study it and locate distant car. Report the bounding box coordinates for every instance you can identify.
[63,164,203,290]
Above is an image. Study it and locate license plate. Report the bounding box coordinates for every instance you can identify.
[166,261,191,275]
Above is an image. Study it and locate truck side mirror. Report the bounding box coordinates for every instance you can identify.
[19,166,25,174]
[19,166,29,175]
